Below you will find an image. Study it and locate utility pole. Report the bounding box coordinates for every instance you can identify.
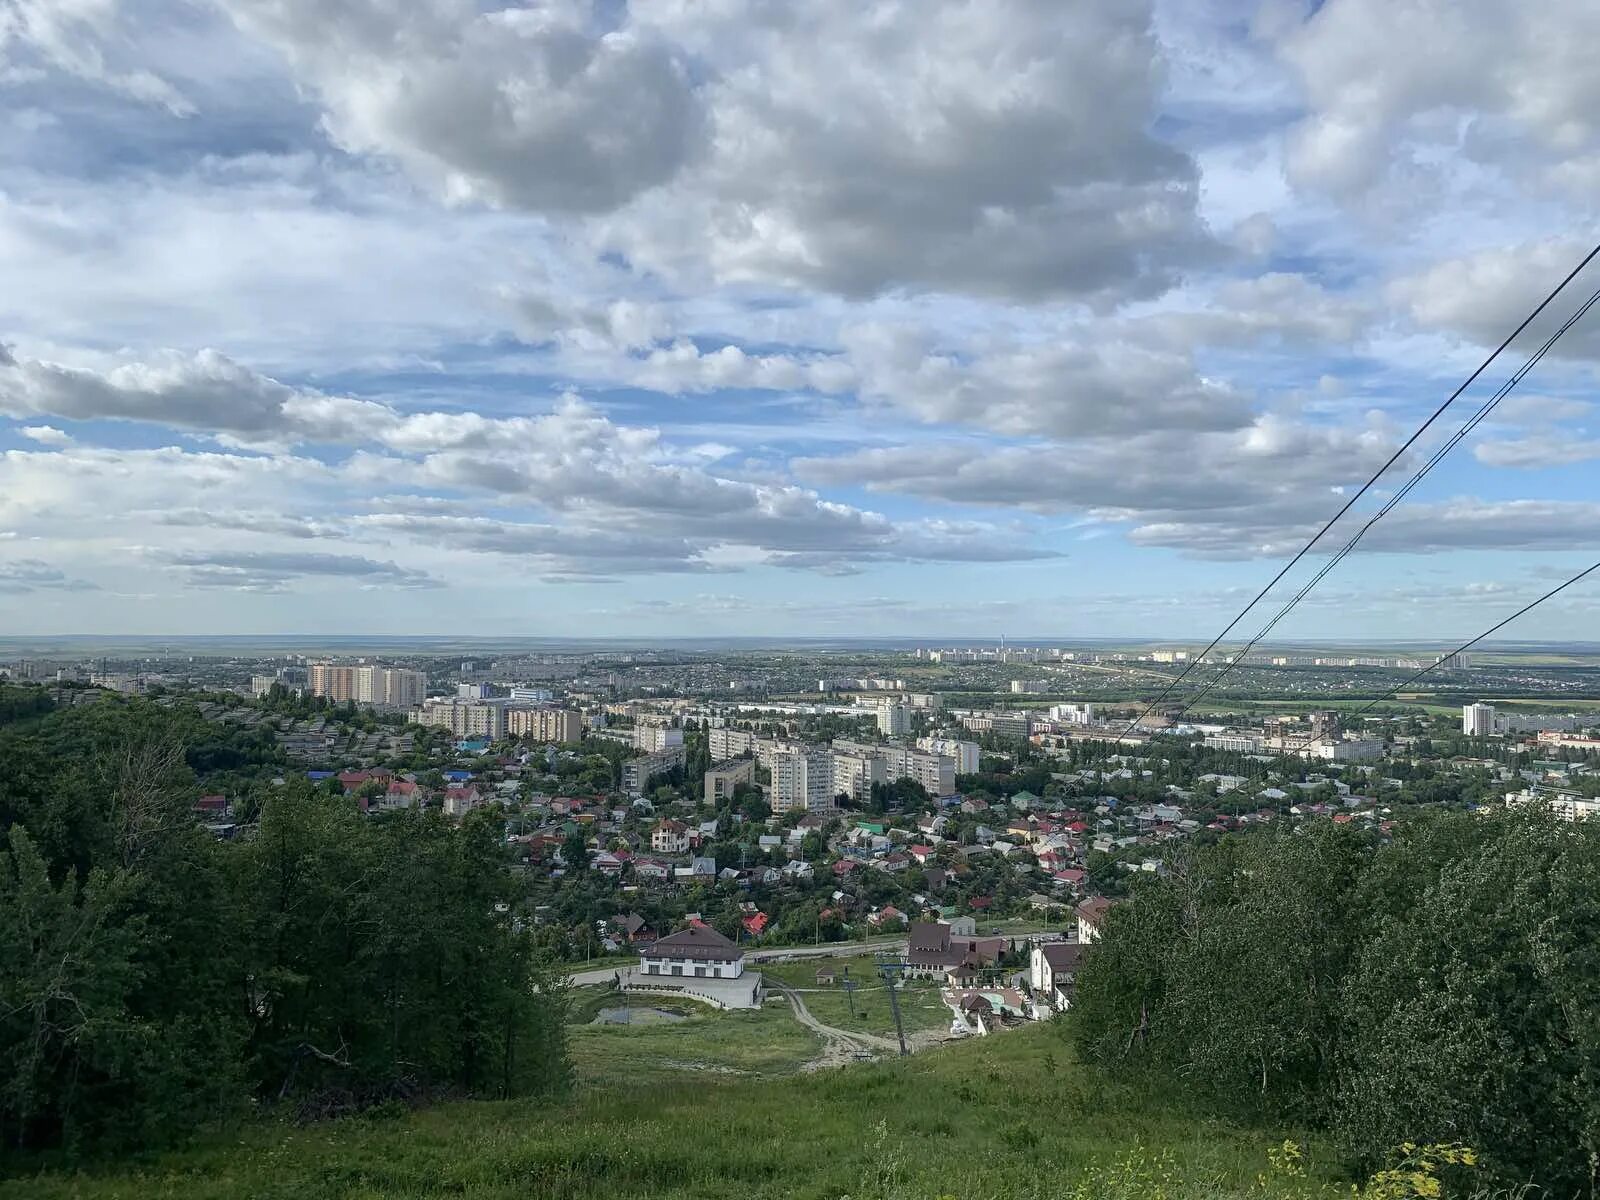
[876,955,909,1056]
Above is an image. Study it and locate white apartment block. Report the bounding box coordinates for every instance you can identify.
[411,697,507,739]
[755,737,802,771]
[832,739,956,798]
[1049,703,1094,725]
[1301,738,1384,762]
[634,725,685,752]
[961,712,1031,739]
[1508,786,1600,822]
[831,750,887,802]
[623,746,687,797]
[507,707,583,743]
[917,736,980,775]
[1202,732,1261,754]
[877,702,909,737]
[709,727,756,760]
[772,746,835,814]
[1462,703,1496,736]
[705,758,755,803]
[309,662,425,708]
[1010,679,1049,694]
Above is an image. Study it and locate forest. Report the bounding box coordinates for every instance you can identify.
[0,693,569,1157]
[1071,807,1600,1193]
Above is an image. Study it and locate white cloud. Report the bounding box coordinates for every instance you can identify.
[214,0,1213,302]
[0,557,98,593]
[217,0,701,213]
[1272,0,1600,197]
[16,423,71,444]
[1389,238,1600,360]
[1,0,194,113]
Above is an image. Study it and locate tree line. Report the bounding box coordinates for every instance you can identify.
[1071,807,1600,1193]
[0,697,568,1158]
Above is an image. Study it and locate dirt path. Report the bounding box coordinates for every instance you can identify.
[768,981,908,1070]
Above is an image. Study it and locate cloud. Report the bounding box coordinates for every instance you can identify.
[16,423,71,444]
[216,0,1213,302]
[1473,436,1600,469]
[796,413,1397,524]
[216,0,702,213]
[1389,238,1600,360]
[0,557,98,593]
[1271,0,1600,196]
[1125,498,1600,560]
[150,508,351,539]
[1,0,194,114]
[149,548,439,593]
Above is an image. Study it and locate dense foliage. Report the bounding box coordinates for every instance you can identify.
[1072,808,1600,1192]
[0,698,568,1157]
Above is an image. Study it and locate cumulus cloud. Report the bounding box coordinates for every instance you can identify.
[217,0,701,212]
[1389,239,1600,360]
[215,0,1212,302]
[797,413,1397,523]
[16,423,71,444]
[1272,0,1600,196]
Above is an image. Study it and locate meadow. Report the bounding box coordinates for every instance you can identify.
[0,1025,1326,1200]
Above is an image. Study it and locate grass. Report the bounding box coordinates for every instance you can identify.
[760,956,954,1040]
[1,1026,1327,1200]
[567,992,821,1087]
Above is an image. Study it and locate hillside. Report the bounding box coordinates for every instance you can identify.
[3,1024,1314,1200]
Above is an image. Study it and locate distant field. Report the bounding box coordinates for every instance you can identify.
[2,1026,1327,1200]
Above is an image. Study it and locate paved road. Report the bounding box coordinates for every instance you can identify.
[566,937,909,988]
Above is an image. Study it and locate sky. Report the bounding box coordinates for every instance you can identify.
[3,0,1600,640]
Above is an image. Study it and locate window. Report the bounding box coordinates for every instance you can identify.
[695,966,706,977]
[671,964,682,976]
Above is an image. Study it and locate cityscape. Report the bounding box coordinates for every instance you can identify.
[5,0,1600,1197]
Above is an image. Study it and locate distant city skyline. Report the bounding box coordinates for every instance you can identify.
[4,1,1600,639]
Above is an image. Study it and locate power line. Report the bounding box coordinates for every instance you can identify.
[1113,239,1600,744]
[1161,280,1600,725]
[1279,558,1600,758]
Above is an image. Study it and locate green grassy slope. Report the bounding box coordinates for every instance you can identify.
[1,1025,1319,1200]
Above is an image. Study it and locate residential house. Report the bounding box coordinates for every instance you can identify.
[633,857,672,882]
[905,920,1006,981]
[443,785,484,817]
[652,819,690,855]
[1028,940,1083,1012]
[1076,896,1112,944]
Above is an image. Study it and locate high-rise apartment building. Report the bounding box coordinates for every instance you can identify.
[507,708,583,743]
[709,727,755,759]
[634,725,685,752]
[411,698,507,739]
[916,736,980,775]
[832,739,956,798]
[1463,702,1496,736]
[876,701,909,737]
[772,746,835,814]
[831,749,887,802]
[309,662,426,708]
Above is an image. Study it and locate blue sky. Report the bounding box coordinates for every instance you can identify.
[3,0,1600,639]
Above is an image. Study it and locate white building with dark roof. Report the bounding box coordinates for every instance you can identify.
[627,923,765,1010]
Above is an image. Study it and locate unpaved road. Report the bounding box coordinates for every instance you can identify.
[768,980,900,1069]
